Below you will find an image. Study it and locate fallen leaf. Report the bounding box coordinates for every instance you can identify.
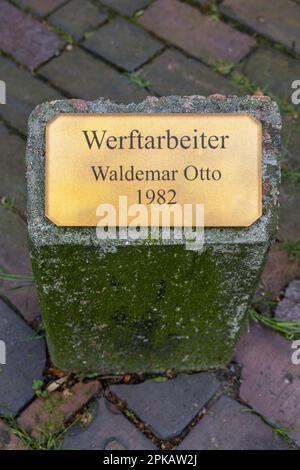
[46,376,68,393]
[62,388,73,399]
[123,374,133,384]
[48,367,66,379]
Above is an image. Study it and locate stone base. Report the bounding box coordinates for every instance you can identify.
[31,242,268,373]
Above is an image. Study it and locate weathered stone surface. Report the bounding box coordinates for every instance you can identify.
[243,47,300,100]
[26,96,280,374]
[18,381,101,439]
[49,0,108,40]
[0,208,40,324]
[0,299,46,416]
[221,0,300,55]
[61,397,157,450]
[0,420,26,450]
[0,124,26,215]
[0,0,64,70]
[99,0,152,16]
[141,49,238,96]
[275,280,300,320]
[236,322,300,446]
[260,243,300,297]
[84,18,163,71]
[14,0,66,16]
[39,48,147,103]
[178,395,291,450]
[110,373,219,439]
[139,0,255,65]
[0,56,62,135]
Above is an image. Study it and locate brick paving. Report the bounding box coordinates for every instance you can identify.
[0,208,40,324]
[279,185,300,242]
[243,47,300,100]
[0,0,64,70]
[275,280,300,320]
[49,0,108,41]
[0,123,26,214]
[61,396,157,450]
[39,48,148,102]
[99,0,152,16]
[221,0,300,55]
[110,373,220,440]
[84,17,163,71]
[141,49,238,96]
[18,381,101,439]
[0,420,26,450]
[0,56,62,135]
[178,395,291,450]
[139,0,256,65]
[13,0,66,16]
[260,243,300,298]
[0,299,45,416]
[0,0,299,451]
[283,114,300,172]
[195,0,215,6]
[236,322,300,446]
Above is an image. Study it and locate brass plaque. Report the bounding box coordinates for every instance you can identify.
[45,113,262,227]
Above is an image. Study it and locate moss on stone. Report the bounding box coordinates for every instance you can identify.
[31,242,266,374]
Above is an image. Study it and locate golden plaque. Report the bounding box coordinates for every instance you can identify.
[45,113,262,227]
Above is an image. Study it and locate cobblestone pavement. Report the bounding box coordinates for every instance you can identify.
[0,0,300,450]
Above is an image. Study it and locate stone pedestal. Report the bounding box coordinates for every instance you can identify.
[26,96,281,374]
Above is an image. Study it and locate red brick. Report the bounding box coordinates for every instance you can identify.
[261,243,300,296]
[84,18,163,71]
[109,373,219,440]
[49,0,108,41]
[139,0,255,65]
[141,49,237,96]
[282,114,300,173]
[275,280,300,321]
[221,0,300,55]
[100,0,151,16]
[279,184,300,242]
[0,0,64,70]
[39,48,148,103]
[62,397,157,450]
[0,56,63,135]
[14,0,66,16]
[195,0,215,6]
[0,208,40,324]
[0,124,26,215]
[236,322,300,446]
[243,47,300,101]
[0,420,26,450]
[18,381,101,439]
[0,299,46,416]
[178,396,290,450]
